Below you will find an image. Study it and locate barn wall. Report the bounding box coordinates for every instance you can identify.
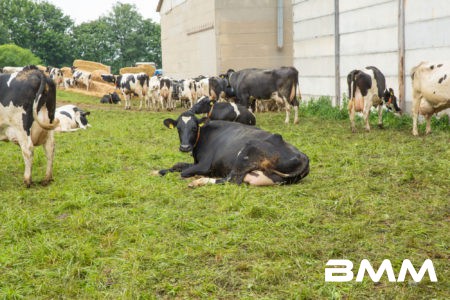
[215,0,293,74]
[159,0,217,79]
[293,0,450,113]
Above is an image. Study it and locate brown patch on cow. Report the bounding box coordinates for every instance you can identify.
[437,64,443,68]
[438,75,447,84]
[354,98,364,112]
[430,65,435,70]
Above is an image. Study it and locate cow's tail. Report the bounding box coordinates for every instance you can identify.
[33,74,60,130]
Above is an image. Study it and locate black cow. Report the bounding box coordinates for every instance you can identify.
[158,111,309,187]
[190,96,256,125]
[223,67,300,124]
[208,76,228,101]
[101,74,117,84]
[100,92,121,104]
[347,66,401,132]
[0,66,59,187]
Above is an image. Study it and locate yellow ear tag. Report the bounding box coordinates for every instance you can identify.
[210,102,214,106]
[169,124,174,129]
[199,122,205,127]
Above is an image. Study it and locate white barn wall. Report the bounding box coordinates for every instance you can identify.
[293,0,450,114]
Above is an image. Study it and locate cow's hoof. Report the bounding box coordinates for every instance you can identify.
[24,180,32,188]
[150,170,161,176]
[294,120,299,125]
[378,124,384,129]
[351,127,357,133]
[41,178,53,186]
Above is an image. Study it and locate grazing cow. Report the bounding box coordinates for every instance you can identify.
[0,66,59,187]
[179,79,198,108]
[158,111,309,187]
[347,66,401,132]
[159,76,174,110]
[115,73,149,110]
[100,92,121,104]
[191,96,256,125]
[100,74,117,84]
[224,67,300,124]
[55,105,91,132]
[2,66,24,74]
[72,69,92,91]
[63,77,74,89]
[410,61,450,135]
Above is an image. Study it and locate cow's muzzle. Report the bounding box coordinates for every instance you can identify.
[180,144,192,152]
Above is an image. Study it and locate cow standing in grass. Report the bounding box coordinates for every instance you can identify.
[347,66,401,132]
[0,66,59,187]
[410,61,450,136]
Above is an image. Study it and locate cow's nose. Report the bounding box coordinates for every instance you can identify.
[179,145,192,152]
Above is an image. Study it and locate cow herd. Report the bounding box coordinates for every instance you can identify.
[0,62,449,187]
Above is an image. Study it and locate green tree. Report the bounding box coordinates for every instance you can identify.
[0,0,74,66]
[0,44,41,66]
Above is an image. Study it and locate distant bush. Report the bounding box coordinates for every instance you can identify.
[0,44,42,67]
[300,96,348,120]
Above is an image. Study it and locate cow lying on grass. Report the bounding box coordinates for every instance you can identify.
[55,105,91,132]
[157,111,309,187]
[0,66,59,187]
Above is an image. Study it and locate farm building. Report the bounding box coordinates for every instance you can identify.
[156,0,293,79]
[156,0,450,112]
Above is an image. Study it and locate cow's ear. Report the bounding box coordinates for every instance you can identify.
[163,118,177,129]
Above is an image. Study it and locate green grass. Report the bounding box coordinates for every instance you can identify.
[0,91,448,299]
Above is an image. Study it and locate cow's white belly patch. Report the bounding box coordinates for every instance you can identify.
[230,102,240,117]
[0,102,27,142]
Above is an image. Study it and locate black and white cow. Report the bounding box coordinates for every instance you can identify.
[115,73,149,110]
[223,67,300,124]
[410,61,450,136]
[347,66,401,132]
[72,69,92,91]
[48,67,64,86]
[0,66,59,187]
[54,105,91,132]
[100,92,121,104]
[178,79,198,108]
[158,111,309,187]
[209,76,229,101]
[190,96,256,125]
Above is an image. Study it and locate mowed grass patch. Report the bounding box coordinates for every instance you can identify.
[0,92,448,299]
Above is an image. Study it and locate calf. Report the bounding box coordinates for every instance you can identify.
[116,73,149,110]
[179,79,198,108]
[72,69,92,91]
[191,96,256,125]
[158,111,309,187]
[55,105,91,132]
[410,61,450,135]
[0,66,59,187]
[347,66,401,132]
[100,92,121,104]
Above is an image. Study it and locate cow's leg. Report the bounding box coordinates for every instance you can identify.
[284,102,291,124]
[348,99,356,132]
[157,162,194,176]
[292,96,299,124]
[41,131,55,186]
[19,136,34,187]
[180,162,211,178]
[425,114,432,135]
[412,92,421,136]
[138,93,143,111]
[363,96,372,132]
[377,104,383,128]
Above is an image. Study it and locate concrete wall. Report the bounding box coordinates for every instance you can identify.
[158,0,293,79]
[293,0,450,113]
[215,0,293,74]
[159,0,216,79]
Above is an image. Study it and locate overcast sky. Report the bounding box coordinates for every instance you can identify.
[44,0,160,24]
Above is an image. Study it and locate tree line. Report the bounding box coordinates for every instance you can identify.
[0,0,161,73]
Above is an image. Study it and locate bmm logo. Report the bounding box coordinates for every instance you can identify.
[325,259,437,282]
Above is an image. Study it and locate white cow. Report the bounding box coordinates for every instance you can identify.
[411,61,450,136]
[148,75,160,110]
[73,69,92,91]
[179,79,197,108]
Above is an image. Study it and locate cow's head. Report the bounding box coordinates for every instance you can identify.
[73,107,91,129]
[164,111,207,153]
[383,88,402,114]
[190,96,214,114]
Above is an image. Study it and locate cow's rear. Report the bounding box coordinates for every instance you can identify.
[0,67,59,187]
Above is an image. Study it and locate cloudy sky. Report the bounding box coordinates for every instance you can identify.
[44,0,160,24]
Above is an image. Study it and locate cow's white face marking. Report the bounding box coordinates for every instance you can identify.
[7,72,18,87]
[181,116,192,124]
[230,102,240,117]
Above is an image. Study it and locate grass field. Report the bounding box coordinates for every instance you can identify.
[0,91,449,299]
